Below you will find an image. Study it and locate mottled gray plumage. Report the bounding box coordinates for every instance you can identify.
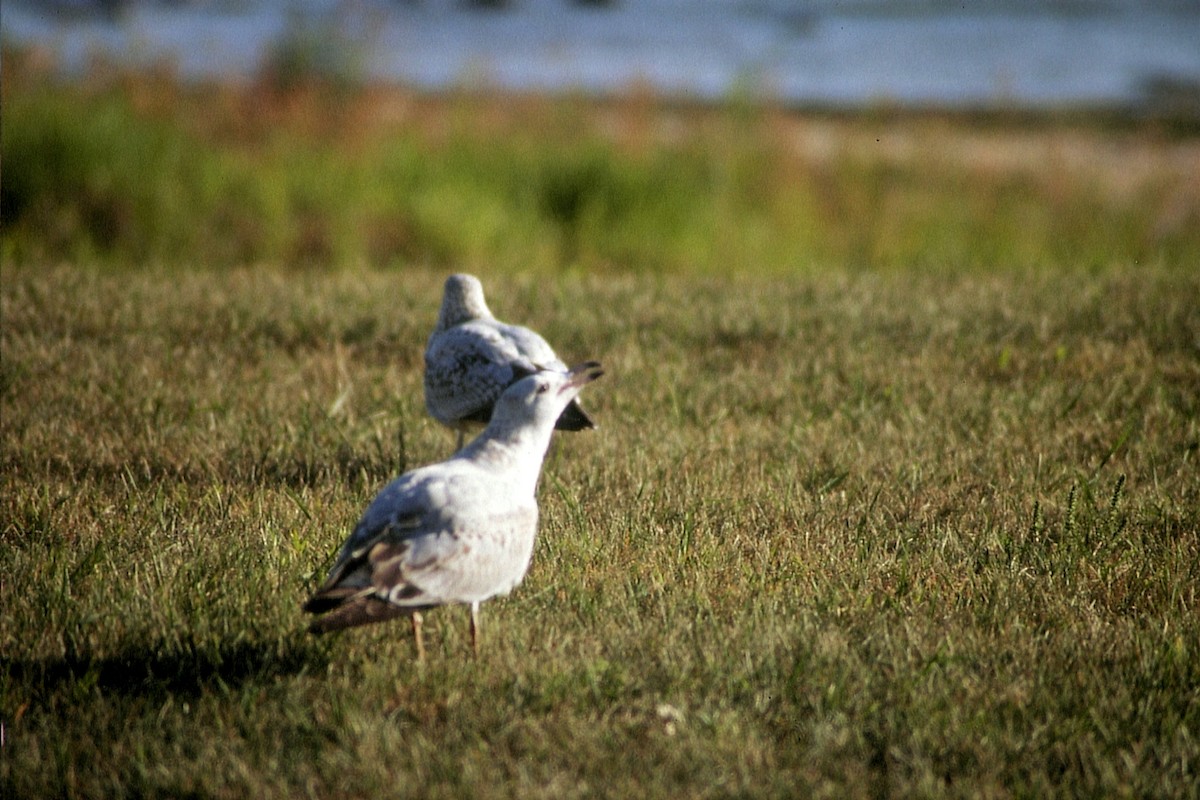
[304,362,603,656]
[425,274,594,447]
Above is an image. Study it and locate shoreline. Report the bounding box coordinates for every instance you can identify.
[6,35,1200,132]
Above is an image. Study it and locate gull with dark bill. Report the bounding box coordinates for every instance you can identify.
[425,273,595,450]
[304,362,604,658]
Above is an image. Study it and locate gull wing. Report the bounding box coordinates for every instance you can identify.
[304,471,463,628]
[497,321,569,372]
[424,322,539,425]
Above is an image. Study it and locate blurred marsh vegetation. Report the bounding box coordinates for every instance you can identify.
[3,44,1198,275]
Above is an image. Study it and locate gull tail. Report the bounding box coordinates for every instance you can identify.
[304,588,411,633]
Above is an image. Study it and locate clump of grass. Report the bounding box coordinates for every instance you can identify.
[3,263,1198,798]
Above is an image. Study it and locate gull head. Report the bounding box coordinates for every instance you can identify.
[437,273,493,330]
[491,361,604,432]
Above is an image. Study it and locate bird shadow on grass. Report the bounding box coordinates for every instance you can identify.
[2,633,331,702]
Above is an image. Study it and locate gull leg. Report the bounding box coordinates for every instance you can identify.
[455,430,464,452]
[469,602,480,657]
[411,611,425,661]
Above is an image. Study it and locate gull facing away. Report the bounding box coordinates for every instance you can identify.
[304,362,604,658]
[425,273,595,450]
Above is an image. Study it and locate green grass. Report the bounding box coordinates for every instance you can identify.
[3,263,1198,798]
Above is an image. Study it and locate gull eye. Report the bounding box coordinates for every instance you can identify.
[535,382,549,395]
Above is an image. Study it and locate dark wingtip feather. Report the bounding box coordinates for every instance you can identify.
[302,585,362,615]
[302,596,339,615]
[555,399,595,431]
[305,595,411,634]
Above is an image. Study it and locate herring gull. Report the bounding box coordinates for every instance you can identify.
[425,273,595,450]
[304,361,604,658]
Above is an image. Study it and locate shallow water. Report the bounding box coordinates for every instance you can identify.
[5,0,1200,108]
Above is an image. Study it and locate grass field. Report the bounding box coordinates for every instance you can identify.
[3,46,1200,799]
[3,264,1197,798]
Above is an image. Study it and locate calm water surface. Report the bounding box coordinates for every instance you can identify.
[4,1,1199,108]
